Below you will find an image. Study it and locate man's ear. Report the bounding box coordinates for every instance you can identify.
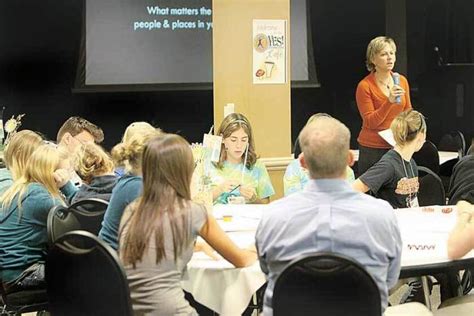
[347,150,355,167]
[62,132,73,145]
[298,152,308,169]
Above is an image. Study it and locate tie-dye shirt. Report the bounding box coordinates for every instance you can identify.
[208,160,275,204]
[283,159,355,196]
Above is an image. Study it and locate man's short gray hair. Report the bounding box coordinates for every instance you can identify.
[298,117,350,179]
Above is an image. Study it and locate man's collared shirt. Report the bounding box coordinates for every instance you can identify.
[256,179,402,315]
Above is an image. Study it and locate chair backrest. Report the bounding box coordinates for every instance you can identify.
[46,230,133,316]
[293,136,301,158]
[438,131,466,157]
[417,166,446,206]
[272,252,381,316]
[47,198,109,245]
[413,140,440,174]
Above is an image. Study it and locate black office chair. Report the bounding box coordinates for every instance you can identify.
[1,279,48,316]
[438,131,466,158]
[417,166,446,206]
[272,252,381,316]
[439,158,459,193]
[46,231,133,316]
[47,198,109,245]
[413,140,440,174]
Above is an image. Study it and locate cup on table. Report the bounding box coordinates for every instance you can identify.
[222,208,234,222]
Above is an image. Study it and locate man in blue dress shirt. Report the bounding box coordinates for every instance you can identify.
[256,116,430,315]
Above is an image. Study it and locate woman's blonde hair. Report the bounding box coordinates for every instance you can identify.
[3,130,43,180]
[366,36,397,72]
[121,122,156,143]
[216,113,257,169]
[112,122,161,173]
[74,143,115,183]
[391,110,427,146]
[1,143,66,213]
[121,134,194,266]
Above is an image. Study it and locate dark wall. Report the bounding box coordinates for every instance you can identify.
[407,0,474,145]
[2,0,471,150]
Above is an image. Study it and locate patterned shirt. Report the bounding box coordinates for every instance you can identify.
[283,159,355,196]
[208,160,275,203]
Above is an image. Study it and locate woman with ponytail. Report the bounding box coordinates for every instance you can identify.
[353,110,426,208]
[99,122,161,250]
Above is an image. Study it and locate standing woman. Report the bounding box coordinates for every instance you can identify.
[356,36,412,175]
[210,113,274,204]
[119,134,256,315]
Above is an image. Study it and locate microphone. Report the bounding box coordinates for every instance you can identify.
[434,46,443,67]
[392,72,401,104]
[0,106,5,142]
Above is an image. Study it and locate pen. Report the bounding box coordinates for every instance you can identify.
[228,184,241,194]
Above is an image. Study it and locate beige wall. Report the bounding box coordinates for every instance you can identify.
[212,0,291,200]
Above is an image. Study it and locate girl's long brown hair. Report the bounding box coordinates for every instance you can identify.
[121,134,195,266]
[216,113,257,169]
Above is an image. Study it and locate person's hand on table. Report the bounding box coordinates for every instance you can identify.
[239,185,257,202]
[219,180,240,194]
[456,201,474,220]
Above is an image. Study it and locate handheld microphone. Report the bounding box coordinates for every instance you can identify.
[392,72,401,104]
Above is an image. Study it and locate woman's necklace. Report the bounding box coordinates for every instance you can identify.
[377,78,392,90]
[375,73,392,90]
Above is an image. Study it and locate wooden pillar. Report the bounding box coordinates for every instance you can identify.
[212,0,292,200]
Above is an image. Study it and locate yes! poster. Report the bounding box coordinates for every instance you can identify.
[252,19,287,84]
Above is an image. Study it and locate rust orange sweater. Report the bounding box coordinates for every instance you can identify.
[356,72,412,148]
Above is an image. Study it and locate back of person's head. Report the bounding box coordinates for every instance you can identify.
[299,116,350,179]
[216,112,257,168]
[111,123,161,173]
[3,130,43,180]
[306,112,332,125]
[121,121,157,143]
[121,133,194,266]
[391,110,427,146]
[366,36,396,72]
[56,116,104,144]
[74,142,115,183]
[1,143,66,210]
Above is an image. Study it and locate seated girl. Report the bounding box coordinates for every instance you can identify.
[99,124,161,250]
[0,143,76,291]
[209,113,274,204]
[113,122,158,177]
[284,113,355,196]
[70,142,117,204]
[352,110,426,208]
[0,130,43,193]
[119,133,256,315]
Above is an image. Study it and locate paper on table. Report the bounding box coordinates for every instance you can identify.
[378,128,396,147]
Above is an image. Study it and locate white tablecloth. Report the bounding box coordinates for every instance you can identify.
[182,204,474,315]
